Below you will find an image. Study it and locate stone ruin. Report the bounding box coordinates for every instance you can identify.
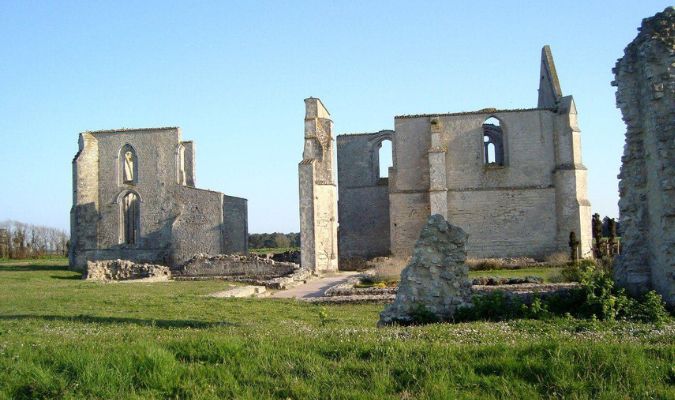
[298,98,339,274]
[84,253,311,289]
[175,253,298,279]
[612,7,674,307]
[70,127,248,271]
[334,46,591,264]
[84,259,171,281]
[173,253,311,289]
[378,214,472,326]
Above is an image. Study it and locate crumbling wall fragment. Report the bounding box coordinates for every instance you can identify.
[612,7,675,306]
[84,259,171,281]
[379,214,472,325]
[175,253,298,279]
[299,98,339,273]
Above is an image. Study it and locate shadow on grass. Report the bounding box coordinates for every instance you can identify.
[0,314,237,329]
[0,264,70,272]
[50,274,83,280]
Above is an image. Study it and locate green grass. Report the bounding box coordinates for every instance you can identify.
[469,267,564,283]
[0,257,69,265]
[0,259,673,399]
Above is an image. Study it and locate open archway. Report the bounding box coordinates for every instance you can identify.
[378,139,393,179]
[482,117,505,166]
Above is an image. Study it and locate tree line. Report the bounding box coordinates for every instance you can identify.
[0,220,69,259]
[248,232,300,249]
[599,216,621,237]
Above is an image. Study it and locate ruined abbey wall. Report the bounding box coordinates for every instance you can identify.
[389,105,590,259]
[335,46,591,262]
[336,131,393,260]
[70,127,248,270]
[613,7,674,306]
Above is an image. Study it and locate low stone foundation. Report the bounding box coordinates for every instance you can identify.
[259,250,301,265]
[173,253,311,289]
[309,282,579,304]
[174,254,297,278]
[84,259,171,281]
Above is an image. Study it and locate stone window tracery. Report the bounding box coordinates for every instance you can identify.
[120,144,138,185]
[483,117,505,166]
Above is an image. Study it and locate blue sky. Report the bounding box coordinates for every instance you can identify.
[0,1,670,233]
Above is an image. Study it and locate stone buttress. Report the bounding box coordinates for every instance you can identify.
[298,98,339,273]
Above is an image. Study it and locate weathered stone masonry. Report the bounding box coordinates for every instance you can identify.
[335,46,592,261]
[613,7,674,306]
[336,130,394,260]
[70,127,248,270]
[299,98,339,273]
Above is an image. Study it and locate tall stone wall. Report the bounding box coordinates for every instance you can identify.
[169,186,226,266]
[222,195,248,255]
[391,109,590,259]
[69,132,100,268]
[70,127,248,270]
[613,7,674,306]
[336,131,393,260]
[388,116,432,257]
[385,46,591,260]
[321,46,591,262]
[299,98,338,273]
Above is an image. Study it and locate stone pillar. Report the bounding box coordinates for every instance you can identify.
[298,98,339,274]
[612,7,674,306]
[541,45,592,257]
[428,117,448,218]
[552,96,592,257]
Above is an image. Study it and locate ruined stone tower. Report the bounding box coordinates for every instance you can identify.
[613,7,674,306]
[298,98,339,273]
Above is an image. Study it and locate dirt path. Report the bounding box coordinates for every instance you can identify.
[270,272,359,299]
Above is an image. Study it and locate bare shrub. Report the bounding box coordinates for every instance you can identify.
[545,251,570,266]
[466,258,506,271]
[366,257,409,283]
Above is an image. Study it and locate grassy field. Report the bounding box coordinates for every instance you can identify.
[0,258,673,399]
[469,267,563,282]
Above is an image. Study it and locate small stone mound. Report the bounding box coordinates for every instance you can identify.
[378,215,472,326]
[85,259,171,281]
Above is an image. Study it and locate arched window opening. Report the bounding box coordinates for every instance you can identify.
[120,144,138,185]
[121,192,139,245]
[486,142,496,164]
[378,139,393,179]
[482,117,505,166]
[484,117,500,127]
[176,144,186,185]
